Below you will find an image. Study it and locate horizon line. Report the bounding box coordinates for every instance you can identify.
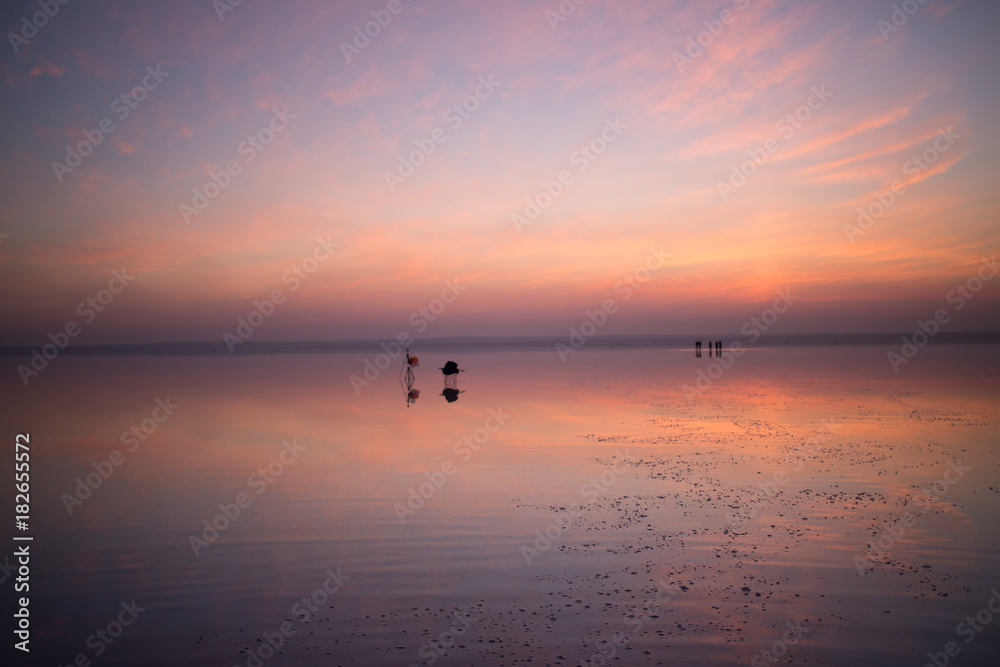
[1,331,997,357]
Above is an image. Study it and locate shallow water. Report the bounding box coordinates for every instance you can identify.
[3,344,999,666]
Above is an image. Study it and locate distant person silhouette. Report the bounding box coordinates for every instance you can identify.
[400,349,420,407]
[440,360,463,399]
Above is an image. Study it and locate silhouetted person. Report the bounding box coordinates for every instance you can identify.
[695,341,702,357]
[400,349,420,407]
[717,341,722,355]
[441,360,463,395]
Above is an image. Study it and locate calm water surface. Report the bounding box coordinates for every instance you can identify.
[3,344,999,666]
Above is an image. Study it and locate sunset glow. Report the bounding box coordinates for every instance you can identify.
[2,0,998,344]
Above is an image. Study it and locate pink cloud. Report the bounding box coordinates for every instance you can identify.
[29,61,68,77]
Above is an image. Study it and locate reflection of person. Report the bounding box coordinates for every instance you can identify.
[441,388,461,403]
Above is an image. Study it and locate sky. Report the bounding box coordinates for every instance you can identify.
[1,0,999,345]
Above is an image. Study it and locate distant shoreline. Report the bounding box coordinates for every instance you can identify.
[0,332,996,357]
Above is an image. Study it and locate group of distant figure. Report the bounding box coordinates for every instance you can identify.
[694,340,722,358]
